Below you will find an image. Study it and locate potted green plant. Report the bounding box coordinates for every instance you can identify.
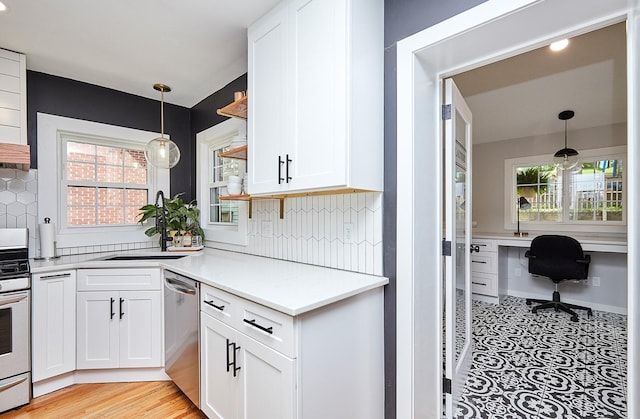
[138,193,205,243]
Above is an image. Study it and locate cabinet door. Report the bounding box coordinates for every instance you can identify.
[238,334,296,419]
[288,0,347,192]
[77,291,119,369]
[201,312,240,419]
[248,4,290,195]
[32,271,76,381]
[119,291,162,368]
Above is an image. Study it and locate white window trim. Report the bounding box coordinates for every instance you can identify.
[503,145,626,234]
[37,113,169,248]
[196,118,248,246]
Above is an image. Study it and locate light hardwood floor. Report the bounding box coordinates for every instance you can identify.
[0,381,206,418]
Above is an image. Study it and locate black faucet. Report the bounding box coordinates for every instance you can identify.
[155,190,168,251]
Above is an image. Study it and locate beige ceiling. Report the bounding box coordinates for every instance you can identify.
[0,0,281,107]
[453,22,627,144]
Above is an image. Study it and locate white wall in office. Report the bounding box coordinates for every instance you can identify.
[504,247,627,313]
[472,122,627,234]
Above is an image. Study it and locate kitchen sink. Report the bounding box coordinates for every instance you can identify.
[103,255,188,261]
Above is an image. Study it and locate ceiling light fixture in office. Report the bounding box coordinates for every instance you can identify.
[553,110,579,171]
[145,83,181,169]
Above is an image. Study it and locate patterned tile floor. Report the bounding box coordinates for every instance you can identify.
[456,296,627,419]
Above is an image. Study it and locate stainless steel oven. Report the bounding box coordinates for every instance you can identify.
[0,228,31,413]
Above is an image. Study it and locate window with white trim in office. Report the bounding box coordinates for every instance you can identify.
[196,118,249,246]
[505,146,626,233]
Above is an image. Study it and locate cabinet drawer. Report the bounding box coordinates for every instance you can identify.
[200,284,236,325]
[470,252,497,274]
[471,272,498,296]
[77,268,161,291]
[238,299,295,358]
[471,239,497,253]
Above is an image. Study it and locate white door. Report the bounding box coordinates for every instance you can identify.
[200,312,240,419]
[76,291,119,369]
[443,78,473,417]
[119,291,162,368]
[238,334,295,419]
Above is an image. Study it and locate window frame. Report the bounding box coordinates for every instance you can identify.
[196,118,249,246]
[38,113,169,248]
[60,133,151,228]
[503,145,626,234]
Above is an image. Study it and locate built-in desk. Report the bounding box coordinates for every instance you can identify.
[470,233,628,309]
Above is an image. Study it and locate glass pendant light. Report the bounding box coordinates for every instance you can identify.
[553,110,579,171]
[145,83,180,169]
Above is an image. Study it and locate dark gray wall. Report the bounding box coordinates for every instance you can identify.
[26,71,193,199]
[383,1,486,417]
[26,71,247,202]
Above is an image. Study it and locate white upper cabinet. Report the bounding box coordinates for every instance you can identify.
[248,0,383,196]
[0,48,27,145]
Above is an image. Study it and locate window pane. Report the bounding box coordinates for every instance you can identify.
[67,162,95,181]
[96,145,123,165]
[67,142,95,163]
[569,160,623,222]
[209,187,238,225]
[124,150,147,168]
[68,206,96,226]
[97,165,123,183]
[67,186,96,205]
[98,206,124,225]
[516,165,560,222]
[124,167,147,184]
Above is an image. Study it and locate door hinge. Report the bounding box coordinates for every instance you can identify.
[443,377,452,394]
[442,240,452,256]
[442,104,452,120]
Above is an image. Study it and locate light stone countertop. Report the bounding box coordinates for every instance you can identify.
[31,248,388,316]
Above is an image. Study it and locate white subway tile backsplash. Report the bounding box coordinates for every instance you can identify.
[200,192,383,275]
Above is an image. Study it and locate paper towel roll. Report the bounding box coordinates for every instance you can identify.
[39,221,56,258]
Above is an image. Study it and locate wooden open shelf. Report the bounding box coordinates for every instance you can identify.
[219,145,247,160]
[217,95,247,119]
[218,194,251,201]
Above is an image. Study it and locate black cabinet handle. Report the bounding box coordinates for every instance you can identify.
[472,260,487,264]
[278,156,285,184]
[232,343,241,377]
[119,297,124,319]
[472,281,486,286]
[286,154,292,183]
[110,297,115,319]
[204,300,225,311]
[243,318,273,334]
[226,339,232,372]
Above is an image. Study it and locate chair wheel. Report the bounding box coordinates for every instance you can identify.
[526,300,532,306]
[571,316,578,322]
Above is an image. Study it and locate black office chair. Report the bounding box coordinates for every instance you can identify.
[525,235,592,322]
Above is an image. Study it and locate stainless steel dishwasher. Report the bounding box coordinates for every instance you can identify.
[164,271,200,408]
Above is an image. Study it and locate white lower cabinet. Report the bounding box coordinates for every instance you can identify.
[200,283,383,419]
[200,312,295,419]
[32,270,77,382]
[76,269,162,369]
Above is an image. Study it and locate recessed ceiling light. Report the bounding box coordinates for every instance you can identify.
[0,1,7,12]
[549,39,569,52]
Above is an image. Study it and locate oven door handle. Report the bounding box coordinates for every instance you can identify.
[0,294,27,306]
[0,375,28,392]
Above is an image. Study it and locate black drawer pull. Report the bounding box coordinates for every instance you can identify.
[110,297,115,319]
[243,318,273,334]
[472,281,487,286]
[41,273,72,280]
[119,297,125,319]
[204,300,225,311]
[472,260,487,264]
